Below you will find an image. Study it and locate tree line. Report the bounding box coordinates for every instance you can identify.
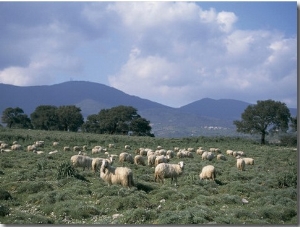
[0,99,297,143]
[1,105,154,137]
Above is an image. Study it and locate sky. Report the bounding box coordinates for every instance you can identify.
[0,1,297,108]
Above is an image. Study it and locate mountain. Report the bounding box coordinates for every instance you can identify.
[0,81,297,137]
[179,98,251,121]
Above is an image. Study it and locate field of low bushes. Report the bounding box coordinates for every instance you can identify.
[0,128,297,224]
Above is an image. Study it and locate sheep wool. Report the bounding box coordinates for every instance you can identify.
[243,157,254,165]
[134,155,146,166]
[199,165,216,181]
[70,155,93,171]
[154,161,185,186]
[100,159,134,188]
[237,158,245,171]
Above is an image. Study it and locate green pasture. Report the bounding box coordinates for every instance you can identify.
[0,128,297,224]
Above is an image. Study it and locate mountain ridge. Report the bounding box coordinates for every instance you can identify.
[0,81,297,137]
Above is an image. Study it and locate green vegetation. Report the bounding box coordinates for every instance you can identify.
[234,99,292,144]
[0,128,297,224]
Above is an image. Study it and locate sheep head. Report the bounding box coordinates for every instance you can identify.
[178,161,184,170]
[101,159,109,173]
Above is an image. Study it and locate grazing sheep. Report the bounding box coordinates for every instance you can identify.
[236,151,245,156]
[217,154,227,161]
[226,150,234,155]
[49,150,58,155]
[147,150,155,157]
[139,149,148,156]
[92,146,103,154]
[196,148,205,155]
[210,148,221,153]
[124,145,131,150]
[166,150,175,158]
[187,147,195,152]
[100,159,134,188]
[199,165,216,181]
[157,146,163,150]
[0,143,9,149]
[53,142,59,147]
[177,150,194,158]
[82,145,88,151]
[64,146,71,151]
[11,144,22,151]
[70,155,93,171]
[134,155,146,166]
[154,161,185,186]
[27,145,37,152]
[147,154,157,167]
[119,152,134,164]
[73,146,81,152]
[201,151,208,160]
[237,158,245,171]
[35,141,44,148]
[155,155,170,166]
[155,149,166,156]
[243,157,254,165]
[92,157,114,173]
[1,149,12,153]
[173,147,180,152]
[34,150,44,154]
[232,151,237,157]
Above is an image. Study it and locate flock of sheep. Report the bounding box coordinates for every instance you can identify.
[1,140,255,189]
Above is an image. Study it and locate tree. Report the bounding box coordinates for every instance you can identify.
[30,105,59,130]
[84,105,153,136]
[130,117,154,136]
[1,107,31,129]
[57,105,84,132]
[233,99,291,144]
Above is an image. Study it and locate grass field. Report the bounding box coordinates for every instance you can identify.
[0,128,297,224]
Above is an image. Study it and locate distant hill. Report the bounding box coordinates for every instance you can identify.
[0,81,297,137]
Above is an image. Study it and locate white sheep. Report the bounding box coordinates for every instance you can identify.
[27,144,37,152]
[155,155,170,166]
[49,150,58,155]
[0,143,9,149]
[53,142,59,147]
[100,159,134,188]
[92,146,103,154]
[134,155,146,166]
[92,156,114,173]
[78,151,87,156]
[226,150,234,155]
[147,154,157,167]
[64,146,71,151]
[73,146,81,152]
[119,152,134,164]
[217,154,226,161]
[124,145,131,149]
[35,141,44,148]
[237,158,245,171]
[209,148,221,153]
[177,150,193,158]
[199,165,216,181]
[243,157,254,165]
[166,150,175,158]
[70,155,93,171]
[154,161,185,186]
[11,144,22,151]
[196,148,205,155]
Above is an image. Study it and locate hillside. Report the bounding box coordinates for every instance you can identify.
[0,81,297,137]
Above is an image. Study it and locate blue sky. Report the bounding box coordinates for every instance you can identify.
[0,1,297,108]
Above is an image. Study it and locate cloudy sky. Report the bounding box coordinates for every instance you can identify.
[0,1,297,108]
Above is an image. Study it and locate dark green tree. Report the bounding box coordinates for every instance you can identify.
[233,99,291,144]
[1,107,31,128]
[30,105,59,130]
[84,105,153,136]
[130,117,153,136]
[81,114,101,134]
[57,105,84,132]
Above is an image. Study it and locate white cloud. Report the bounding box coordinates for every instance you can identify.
[0,2,296,108]
[106,2,296,107]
